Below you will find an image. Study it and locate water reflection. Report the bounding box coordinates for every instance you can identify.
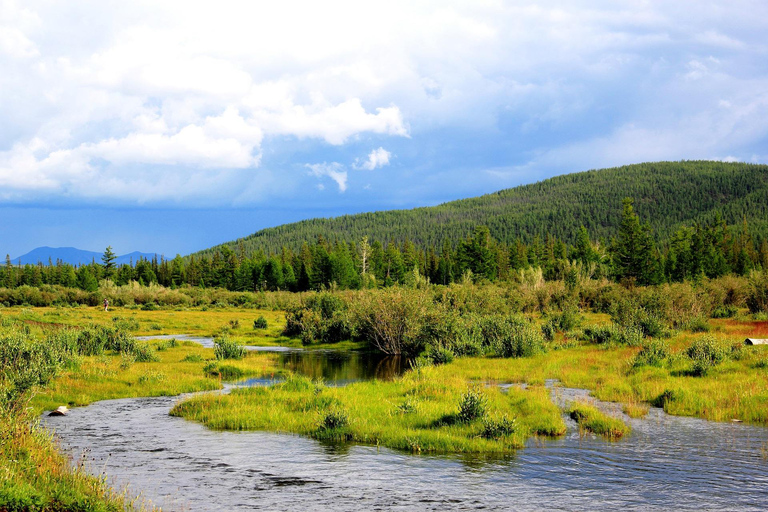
[276,350,404,383]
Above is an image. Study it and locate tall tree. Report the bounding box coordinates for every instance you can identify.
[612,198,660,285]
[102,246,117,280]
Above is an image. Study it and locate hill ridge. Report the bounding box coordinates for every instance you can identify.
[192,160,768,258]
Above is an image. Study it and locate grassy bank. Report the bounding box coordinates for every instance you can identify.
[31,340,279,413]
[171,369,566,454]
[1,407,149,511]
[0,316,280,511]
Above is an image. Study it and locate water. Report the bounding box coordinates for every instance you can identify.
[136,335,406,383]
[43,338,768,511]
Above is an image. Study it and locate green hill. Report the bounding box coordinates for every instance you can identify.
[194,161,768,257]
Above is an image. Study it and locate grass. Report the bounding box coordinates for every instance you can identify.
[568,401,631,439]
[31,339,279,413]
[170,368,566,454]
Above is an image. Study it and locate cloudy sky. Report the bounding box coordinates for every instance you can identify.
[2,0,767,258]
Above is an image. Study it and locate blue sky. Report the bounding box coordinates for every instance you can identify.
[2,1,767,258]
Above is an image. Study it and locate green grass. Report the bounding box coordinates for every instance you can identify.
[170,368,566,454]
[31,340,279,413]
[568,401,631,439]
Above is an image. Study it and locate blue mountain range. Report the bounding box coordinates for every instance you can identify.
[9,247,159,266]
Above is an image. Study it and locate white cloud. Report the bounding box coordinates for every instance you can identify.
[306,162,348,192]
[0,0,767,206]
[355,147,392,170]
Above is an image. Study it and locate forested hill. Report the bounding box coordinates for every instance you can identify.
[195,161,768,257]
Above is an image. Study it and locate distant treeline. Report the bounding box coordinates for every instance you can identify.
[3,198,767,294]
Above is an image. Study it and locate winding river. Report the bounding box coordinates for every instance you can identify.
[42,337,768,511]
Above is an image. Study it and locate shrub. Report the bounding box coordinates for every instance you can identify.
[498,322,546,358]
[457,387,487,423]
[746,270,768,314]
[213,334,246,360]
[686,336,729,376]
[480,414,518,439]
[182,354,204,363]
[253,316,268,329]
[583,324,618,345]
[631,339,670,368]
[419,345,454,366]
[711,305,738,319]
[350,288,430,355]
[685,317,711,333]
[319,408,349,430]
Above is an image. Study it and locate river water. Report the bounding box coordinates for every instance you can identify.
[42,337,768,511]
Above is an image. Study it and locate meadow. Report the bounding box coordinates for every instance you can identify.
[2,274,768,508]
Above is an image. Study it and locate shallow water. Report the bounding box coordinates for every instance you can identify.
[43,337,768,511]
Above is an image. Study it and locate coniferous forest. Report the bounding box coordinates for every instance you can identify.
[3,161,767,301]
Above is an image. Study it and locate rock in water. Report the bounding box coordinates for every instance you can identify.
[48,406,68,416]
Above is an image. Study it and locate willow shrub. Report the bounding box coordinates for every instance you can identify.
[746,270,768,314]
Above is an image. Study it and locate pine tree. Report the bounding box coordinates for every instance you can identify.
[101,246,117,280]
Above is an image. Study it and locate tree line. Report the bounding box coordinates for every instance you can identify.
[4,198,767,293]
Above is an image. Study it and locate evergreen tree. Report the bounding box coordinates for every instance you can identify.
[612,198,660,285]
[102,246,117,280]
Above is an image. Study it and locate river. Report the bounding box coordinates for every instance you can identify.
[42,337,768,511]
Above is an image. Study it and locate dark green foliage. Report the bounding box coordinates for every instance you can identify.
[213,335,246,360]
[195,161,768,262]
[419,346,454,366]
[711,305,738,319]
[457,387,487,423]
[631,339,670,368]
[480,415,518,439]
[182,354,204,363]
[285,292,352,345]
[746,270,768,313]
[687,336,729,376]
[319,409,349,430]
[0,329,70,409]
[498,322,546,358]
[685,317,711,333]
[253,315,268,329]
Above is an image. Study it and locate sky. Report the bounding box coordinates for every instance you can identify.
[1,0,767,258]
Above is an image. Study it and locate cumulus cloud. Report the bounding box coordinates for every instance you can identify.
[355,147,392,170]
[306,162,348,192]
[0,0,767,208]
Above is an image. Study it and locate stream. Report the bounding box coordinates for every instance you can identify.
[42,336,768,511]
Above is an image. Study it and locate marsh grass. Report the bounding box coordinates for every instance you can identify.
[31,341,278,412]
[622,401,650,419]
[568,401,631,439]
[171,369,566,454]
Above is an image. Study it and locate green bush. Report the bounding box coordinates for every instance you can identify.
[746,270,768,313]
[498,321,546,358]
[457,387,487,423]
[253,316,268,329]
[711,305,738,318]
[419,345,454,366]
[213,335,246,360]
[687,336,729,376]
[480,414,518,439]
[631,339,670,368]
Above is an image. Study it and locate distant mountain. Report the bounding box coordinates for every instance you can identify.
[9,247,158,266]
[191,160,768,258]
